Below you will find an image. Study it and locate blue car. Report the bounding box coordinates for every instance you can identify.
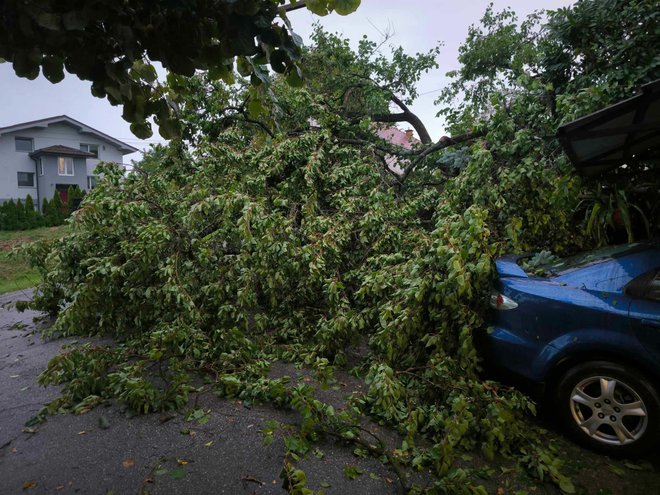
[483,242,660,456]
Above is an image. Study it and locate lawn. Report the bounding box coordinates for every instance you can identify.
[0,225,68,295]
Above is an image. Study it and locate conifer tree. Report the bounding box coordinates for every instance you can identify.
[0,201,11,230]
[3,199,18,230]
[15,198,26,229]
[51,192,66,226]
[24,194,38,228]
[42,197,53,227]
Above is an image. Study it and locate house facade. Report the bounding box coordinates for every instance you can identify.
[0,115,137,209]
[375,126,420,174]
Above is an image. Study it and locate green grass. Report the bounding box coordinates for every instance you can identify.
[0,225,68,295]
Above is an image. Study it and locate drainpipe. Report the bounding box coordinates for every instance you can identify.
[31,156,41,212]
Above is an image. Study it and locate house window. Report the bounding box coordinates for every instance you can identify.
[17,172,35,187]
[15,137,33,152]
[87,175,98,189]
[80,143,99,158]
[39,158,44,176]
[58,157,75,176]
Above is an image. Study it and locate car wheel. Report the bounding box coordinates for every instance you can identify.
[556,361,660,456]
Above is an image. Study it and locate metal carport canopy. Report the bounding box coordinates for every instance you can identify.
[557,79,660,177]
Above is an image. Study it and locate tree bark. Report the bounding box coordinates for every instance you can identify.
[371,94,433,144]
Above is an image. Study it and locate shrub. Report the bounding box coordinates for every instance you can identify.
[50,191,66,226]
[2,199,18,230]
[24,194,40,229]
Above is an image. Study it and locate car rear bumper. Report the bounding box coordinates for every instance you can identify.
[475,325,547,398]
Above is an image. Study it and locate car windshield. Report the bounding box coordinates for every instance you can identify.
[525,244,642,277]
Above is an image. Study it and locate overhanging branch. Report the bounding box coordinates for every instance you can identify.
[401,129,486,182]
[282,2,307,13]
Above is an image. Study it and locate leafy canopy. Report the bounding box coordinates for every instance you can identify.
[0,0,361,138]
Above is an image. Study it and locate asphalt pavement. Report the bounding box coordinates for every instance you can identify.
[0,290,402,495]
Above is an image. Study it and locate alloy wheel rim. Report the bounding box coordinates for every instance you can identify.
[569,375,648,445]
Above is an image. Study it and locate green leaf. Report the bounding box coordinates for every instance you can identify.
[130,121,153,139]
[305,0,330,16]
[62,12,88,31]
[13,50,40,80]
[132,60,158,84]
[269,50,287,74]
[158,118,180,140]
[104,85,123,104]
[286,68,304,88]
[36,12,61,30]
[343,465,363,480]
[247,98,265,117]
[607,463,625,477]
[24,415,45,427]
[558,477,575,494]
[208,64,235,84]
[332,0,361,15]
[42,56,65,83]
[169,468,186,480]
[236,56,252,77]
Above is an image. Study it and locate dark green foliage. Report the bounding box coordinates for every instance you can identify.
[24,195,40,228]
[14,199,27,228]
[66,185,85,214]
[0,194,73,231]
[542,0,660,97]
[0,0,361,138]
[0,200,19,230]
[49,191,66,226]
[439,0,660,129]
[41,197,53,227]
[3,199,28,231]
[66,186,75,214]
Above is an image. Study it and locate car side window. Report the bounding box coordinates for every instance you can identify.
[626,269,660,301]
[646,271,660,302]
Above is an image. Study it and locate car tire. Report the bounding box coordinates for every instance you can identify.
[556,361,660,457]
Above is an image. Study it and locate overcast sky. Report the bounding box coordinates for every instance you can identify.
[0,1,572,163]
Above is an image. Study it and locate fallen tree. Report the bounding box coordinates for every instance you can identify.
[22,127,571,492]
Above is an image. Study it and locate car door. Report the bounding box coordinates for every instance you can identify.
[629,269,660,364]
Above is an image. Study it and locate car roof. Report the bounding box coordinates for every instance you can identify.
[552,243,660,293]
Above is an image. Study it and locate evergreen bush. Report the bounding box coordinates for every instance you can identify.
[2,199,18,230]
[50,191,66,226]
[0,193,78,231]
[24,194,39,229]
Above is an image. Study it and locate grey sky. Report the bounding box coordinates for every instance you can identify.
[0,1,572,163]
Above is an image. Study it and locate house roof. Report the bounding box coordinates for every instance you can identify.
[0,115,138,154]
[29,145,96,158]
[375,127,419,149]
[557,79,660,176]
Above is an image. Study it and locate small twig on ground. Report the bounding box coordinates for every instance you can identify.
[241,475,265,485]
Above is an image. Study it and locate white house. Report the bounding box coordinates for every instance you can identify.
[0,115,137,209]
